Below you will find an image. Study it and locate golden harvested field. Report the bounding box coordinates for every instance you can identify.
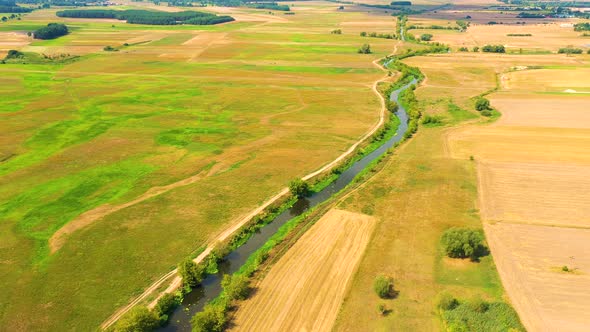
[485,222,590,332]
[491,95,590,128]
[478,161,590,227]
[408,21,589,52]
[447,63,590,331]
[231,209,375,332]
[501,68,590,93]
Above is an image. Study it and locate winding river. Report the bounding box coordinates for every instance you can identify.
[159,74,418,332]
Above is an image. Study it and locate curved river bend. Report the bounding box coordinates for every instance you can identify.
[159,75,418,332]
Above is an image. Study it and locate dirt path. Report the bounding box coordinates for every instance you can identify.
[100,42,401,330]
[230,209,376,331]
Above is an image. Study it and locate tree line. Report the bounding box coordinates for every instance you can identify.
[0,0,32,12]
[56,9,235,25]
[246,2,290,11]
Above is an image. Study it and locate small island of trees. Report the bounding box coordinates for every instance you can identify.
[33,23,69,40]
[56,9,235,25]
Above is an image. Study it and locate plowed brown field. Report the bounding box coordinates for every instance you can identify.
[231,209,375,332]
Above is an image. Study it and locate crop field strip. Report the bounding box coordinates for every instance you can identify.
[230,209,376,331]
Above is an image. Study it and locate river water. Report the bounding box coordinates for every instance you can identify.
[159,75,418,332]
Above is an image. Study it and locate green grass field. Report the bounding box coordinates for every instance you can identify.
[0,3,403,330]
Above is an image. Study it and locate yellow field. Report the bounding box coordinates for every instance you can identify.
[417,22,588,52]
[447,63,590,331]
[485,222,590,331]
[230,209,375,331]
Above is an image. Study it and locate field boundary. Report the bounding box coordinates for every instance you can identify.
[100,42,401,330]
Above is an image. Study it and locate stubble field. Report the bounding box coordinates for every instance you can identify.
[230,209,375,332]
[447,57,590,331]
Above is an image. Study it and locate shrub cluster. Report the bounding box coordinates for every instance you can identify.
[438,295,525,331]
[420,33,432,41]
[558,47,583,54]
[33,23,68,40]
[358,43,372,54]
[289,178,310,198]
[114,293,181,332]
[574,22,590,31]
[373,275,395,298]
[517,12,545,18]
[407,24,458,31]
[441,227,487,261]
[56,9,234,25]
[481,44,505,53]
[360,31,395,39]
[247,2,290,11]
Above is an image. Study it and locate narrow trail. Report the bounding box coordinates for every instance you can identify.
[100,40,402,330]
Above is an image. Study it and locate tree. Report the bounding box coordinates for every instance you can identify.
[472,46,479,52]
[289,178,310,198]
[386,100,398,112]
[154,293,180,321]
[420,33,432,41]
[331,29,342,34]
[360,31,367,37]
[33,23,69,40]
[358,43,371,54]
[191,304,226,332]
[221,274,250,300]
[441,227,487,261]
[373,275,395,299]
[438,292,459,311]
[474,97,490,111]
[178,259,205,288]
[459,47,468,52]
[114,307,160,332]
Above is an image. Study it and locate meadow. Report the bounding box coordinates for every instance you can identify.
[0,2,402,330]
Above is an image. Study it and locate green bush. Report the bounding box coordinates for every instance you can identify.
[358,43,372,54]
[422,115,443,126]
[373,274,395,299]
[481,44,505,53]
[438,293,459,311]
[475,97,490,111]
[558,47,583,54]
[441,227,487,261]
[4,49,23,59]
[178,259,205,288]
[420,33,432,41]
[289,178,310,198]
[114,306,160,332]
[154,292,181,321]
[221,274,250,301]
[191,304,226,332]
[441,298,525,331]
[480,110,492,117]
[386,99,398,112]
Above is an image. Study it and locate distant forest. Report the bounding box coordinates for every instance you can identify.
[0,0,33,12]
[56,9,235,25]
